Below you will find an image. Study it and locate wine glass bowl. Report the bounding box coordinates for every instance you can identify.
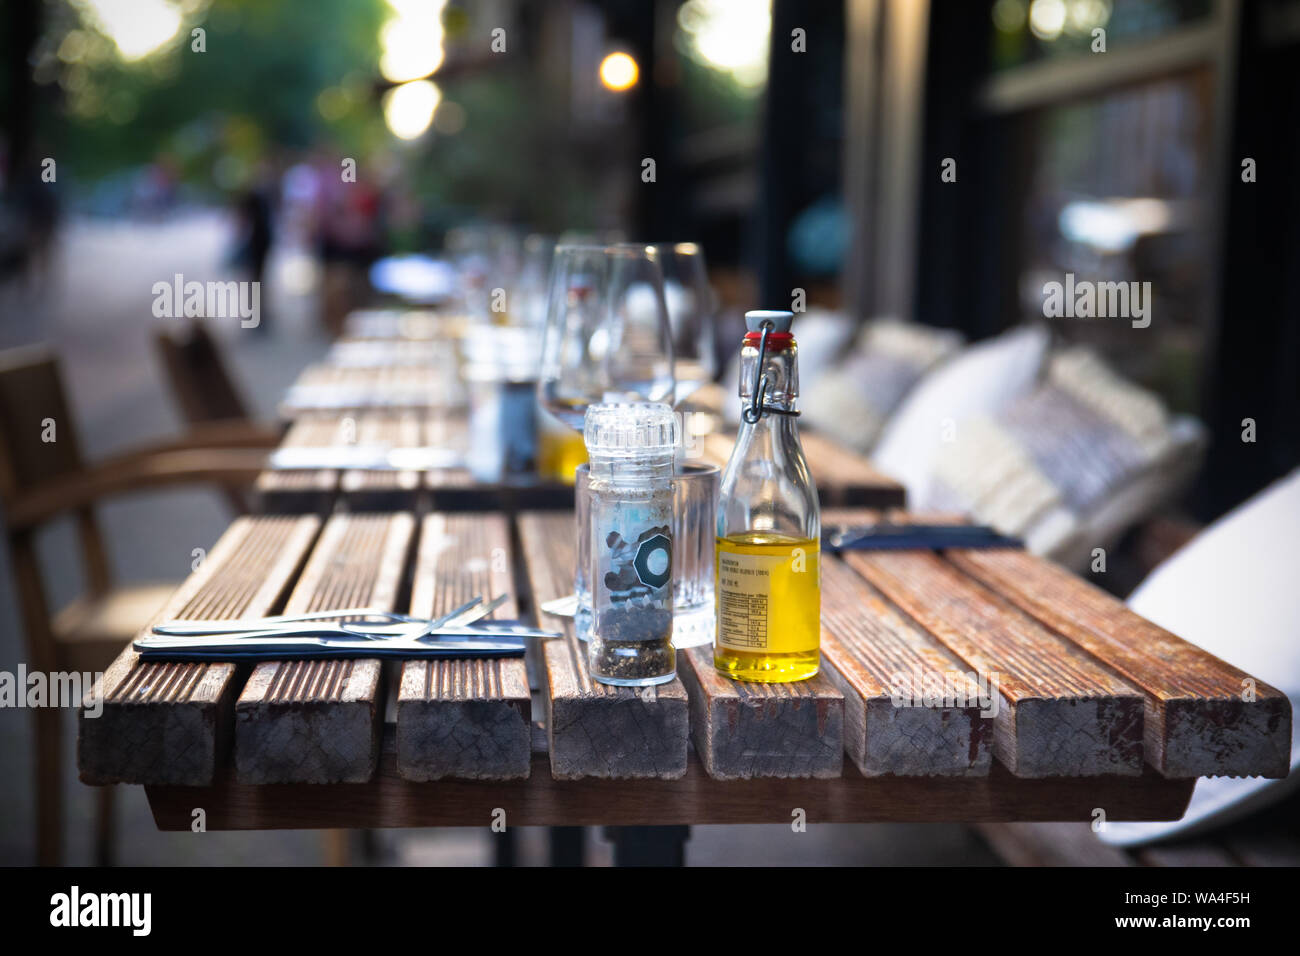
[601,243,676,407]
[653,242,717,403]
[537,244,612,430]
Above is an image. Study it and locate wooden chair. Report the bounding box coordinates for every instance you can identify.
[153,322,282,513]
[0,345,270,865]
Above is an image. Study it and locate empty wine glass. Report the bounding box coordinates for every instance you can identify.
[539,243,676,426]
[538,244,610,430]
[537,242,676,639]
[601,243,676,406]
[514,233,555,329]
[656,241,717,403]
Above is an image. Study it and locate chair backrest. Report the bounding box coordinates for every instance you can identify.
[154,321,250,425]
[0,347,112,657]
[0,346,88,505]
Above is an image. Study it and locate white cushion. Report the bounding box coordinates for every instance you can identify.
[802,319,964,453]
[1045,414,1206,569]
[873,324,1050,503]
[919,344,1207,570]
[1100,467,1300,846]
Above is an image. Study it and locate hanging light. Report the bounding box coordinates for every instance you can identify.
[599,51,639,92]
[384,79,441,140]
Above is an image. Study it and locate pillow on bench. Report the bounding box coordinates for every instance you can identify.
[921,347,1205,568]
[872,323,1051,506]
[801,319,964,453]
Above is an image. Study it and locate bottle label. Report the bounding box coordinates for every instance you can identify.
[715,538,820,653]
[591,495,673,644]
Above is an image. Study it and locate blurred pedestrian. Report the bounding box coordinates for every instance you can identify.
[233,183,274,333]
[314,157,383,338]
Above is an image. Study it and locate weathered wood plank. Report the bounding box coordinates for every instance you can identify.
[395,513,531,781]
[144,744,1197,830]
[255,415,340,514]
[77,516,320,785]
[280,364,462,415]
[677,644,844,779]
[234,513,414,784]
[948,548,1292,778]
[843,549,1146,777]
[518,512,689,780]
[338,411,424,511]
[819,554,992,776]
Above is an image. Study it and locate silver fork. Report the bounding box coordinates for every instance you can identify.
[152,595,506,639]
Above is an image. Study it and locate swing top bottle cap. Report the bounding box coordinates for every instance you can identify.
[744,310,794,333]
[583,402,678,457]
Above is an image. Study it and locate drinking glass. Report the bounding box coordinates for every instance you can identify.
[668,462,720,648]
[656,242,717,403]
[514,233,555,329]
[601,243,676,406]
[538,244,610,430]
[538,243,676,636]
[577,461,717,647]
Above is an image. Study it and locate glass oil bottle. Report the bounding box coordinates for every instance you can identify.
[714,310,821,682]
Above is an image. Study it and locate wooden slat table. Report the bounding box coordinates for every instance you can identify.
[143,746,1194,830]
[395,512,532,781]
[948,548,1291,778]
[263,346,906,515]
[256,410,469,514]
[818,554,991,777]
[278,364,464,417]
[79,506,1289,837]
[255,415,343,514]
[258,413,906,515]
[233,513,414,784]
[518,513,691,780]
[79,516,321,785]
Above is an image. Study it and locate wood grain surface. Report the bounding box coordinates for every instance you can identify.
[518,512,690,780]
[819,554,992,776]
[337,411,424,511]
[396,512,532,780]
[948,548,1292,778]
[77,516,320,785]
[677,644,845,779]
[255,415,340,514]
[845,549,1146,777]
[233,513,413,784]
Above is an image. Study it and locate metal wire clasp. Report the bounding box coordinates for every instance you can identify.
[742,321,801,424]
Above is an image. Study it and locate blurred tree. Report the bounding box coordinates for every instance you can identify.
[34,0,387,190]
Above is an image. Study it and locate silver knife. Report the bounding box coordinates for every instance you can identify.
[133,632,529,661]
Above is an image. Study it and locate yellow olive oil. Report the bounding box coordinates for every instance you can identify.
[714,310,821,683]
[714,530,820,682]
[538,427,588,483]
